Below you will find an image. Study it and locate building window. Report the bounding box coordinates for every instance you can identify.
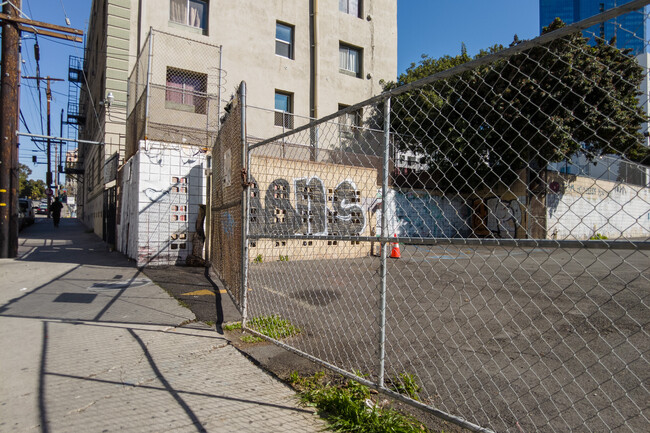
[276,22,294,59]
[165,68,207,114]
[170,0,207,33]
[338,104,361,130]
[338,104,362,140]
[339,0,361,18]
[274,91,294,128]
[339,43,362,77]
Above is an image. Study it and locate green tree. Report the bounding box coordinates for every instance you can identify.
[19,164,46,199]
[18,163,31,195]
[386,19,648,192]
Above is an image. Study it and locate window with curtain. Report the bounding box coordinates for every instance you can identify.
[275,22,294,59]
[274,91,294,128]
[339,44,361,77]
[166,68,207,114]
[170,0,207,33]
[339,0,361,18]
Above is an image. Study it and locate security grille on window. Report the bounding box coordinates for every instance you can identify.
[339,0,361,17]
[170,0,207,32]
[165,68,207,114]
[339,44,361,77]
[338,104,362,136]
[274,92,294,129]
[275,22,293,59]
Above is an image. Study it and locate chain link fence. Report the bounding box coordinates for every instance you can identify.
[208,85,246,310]
[209,3,650,432]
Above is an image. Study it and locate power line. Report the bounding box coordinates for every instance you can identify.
[19,109,46,152]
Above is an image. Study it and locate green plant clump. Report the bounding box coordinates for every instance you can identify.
[279,254,289,262]
[241,334,264,343]
[590,233,608,240]
[222,321,242,331]
[247,315,300,340]
[290,372,428,433]
[391,373,422,401]
[253,254,263,263]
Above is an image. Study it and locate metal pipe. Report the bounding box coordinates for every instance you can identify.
[216,45,223,133]
[244,233,649,250]
[143,27,153,141]
[239,81,250,323]
[16,132,103,145]
[378,97,390,387]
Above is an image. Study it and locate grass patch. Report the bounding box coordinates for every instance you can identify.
[241,334,265,343]
[590,233,608,240]
[222,321,242,331]
[204,320,215,327]
[289,372,429,433]
[247,315,299,340]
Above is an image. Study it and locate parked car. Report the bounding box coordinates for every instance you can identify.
[36,202,48,215]
[19,198,35,229]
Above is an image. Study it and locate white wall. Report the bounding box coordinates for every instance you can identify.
[117,141,206,266]
[547,176,650,239]
[375,190,471,238]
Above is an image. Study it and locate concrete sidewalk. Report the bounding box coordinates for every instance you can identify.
[0,217,323,432]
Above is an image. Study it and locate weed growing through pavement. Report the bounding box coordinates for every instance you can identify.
[240,335,265,343]
[289,371,429,433]
[222,321,242,331]
[247,315,299,340]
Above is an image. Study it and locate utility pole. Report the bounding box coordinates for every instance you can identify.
[0,0,21,258]
[23,76,63,216]
[0,5,81,257]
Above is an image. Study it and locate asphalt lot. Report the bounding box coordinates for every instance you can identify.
[245,243,649,432]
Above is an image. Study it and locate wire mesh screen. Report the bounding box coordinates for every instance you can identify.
[126,33,151,158]
[241,4,650,432]
[209,88,245,311]
[126,29,222,158]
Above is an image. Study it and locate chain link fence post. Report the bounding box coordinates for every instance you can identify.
[378,96,391,388]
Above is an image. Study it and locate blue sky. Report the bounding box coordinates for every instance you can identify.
[16,0,540,181]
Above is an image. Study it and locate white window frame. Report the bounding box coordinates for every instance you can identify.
[170,0,208,33]
[339,43,362,77]
[274,91,294,129]
[339,0,361,18]
[275,22,294,59]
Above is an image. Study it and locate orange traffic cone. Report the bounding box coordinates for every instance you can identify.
[390,234,401,259]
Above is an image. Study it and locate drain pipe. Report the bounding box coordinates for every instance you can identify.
[309,0,319,161]
[310,0,318,120]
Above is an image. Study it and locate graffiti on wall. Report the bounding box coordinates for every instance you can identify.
[472,197,524,238]
[249,176,366,236]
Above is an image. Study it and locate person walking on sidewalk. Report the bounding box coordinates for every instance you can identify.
[50,197,63,227]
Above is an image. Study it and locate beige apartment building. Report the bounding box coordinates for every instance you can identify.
[77,0,397,255]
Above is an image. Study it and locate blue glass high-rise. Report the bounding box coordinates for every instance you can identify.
[540,0,647,55]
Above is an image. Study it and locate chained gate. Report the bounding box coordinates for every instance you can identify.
[211,4,649,432]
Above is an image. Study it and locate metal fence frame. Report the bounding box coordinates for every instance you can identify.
[210,2,650,431]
